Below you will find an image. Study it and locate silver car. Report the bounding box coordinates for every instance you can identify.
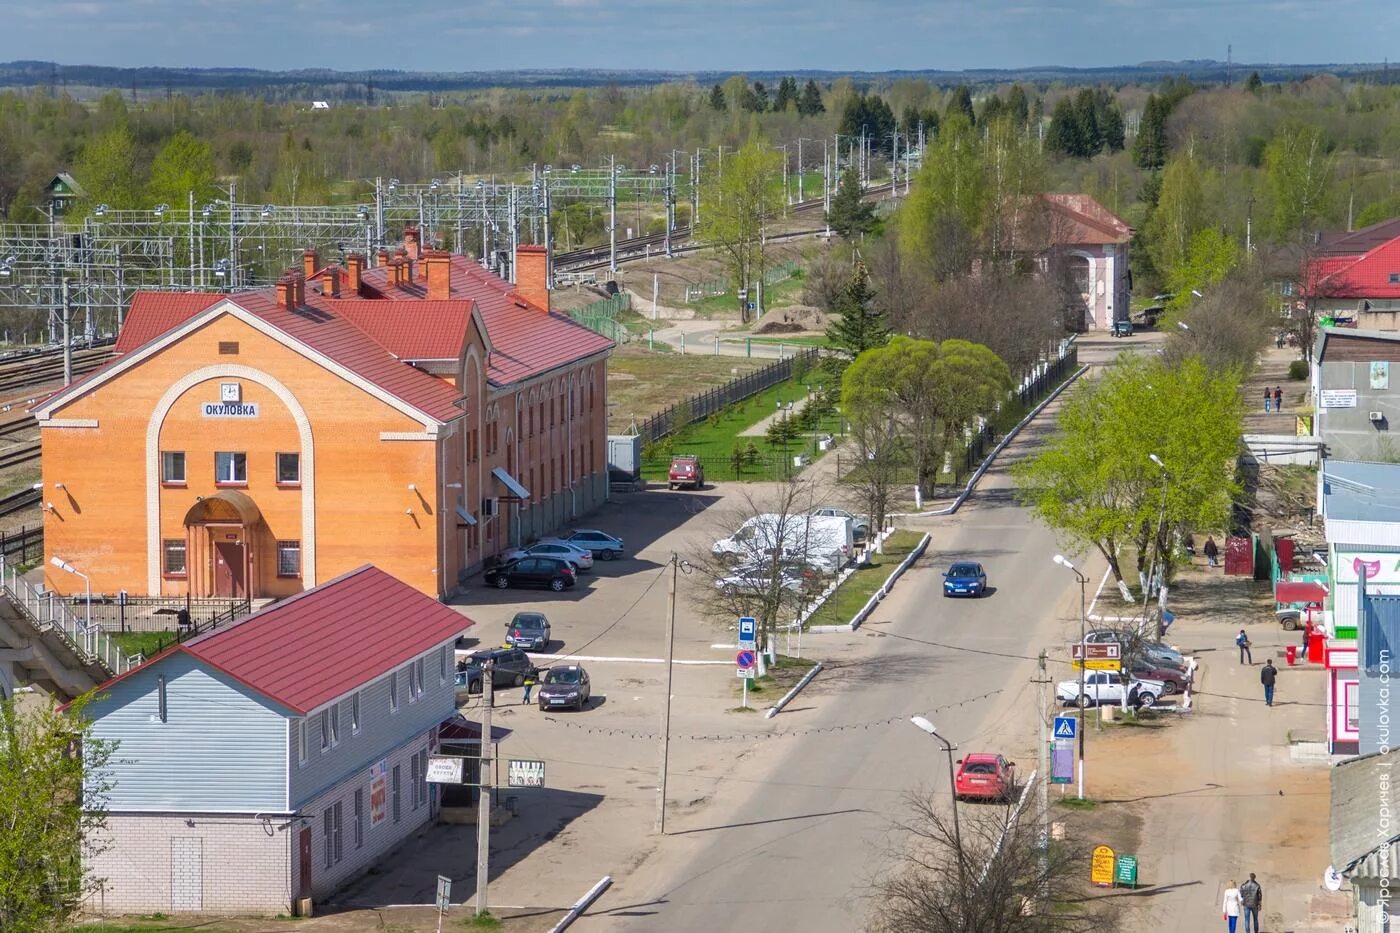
[502,541,594,571]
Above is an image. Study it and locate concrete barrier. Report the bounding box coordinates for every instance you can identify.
[765,662,824,719]
[549,876,613,932]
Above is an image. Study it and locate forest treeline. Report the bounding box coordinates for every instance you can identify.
[2,71,1400,295]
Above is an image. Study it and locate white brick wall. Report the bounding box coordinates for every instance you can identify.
[85,729,438,914]
[86,813,292,915]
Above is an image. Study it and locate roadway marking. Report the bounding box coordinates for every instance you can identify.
[526,654,730,665]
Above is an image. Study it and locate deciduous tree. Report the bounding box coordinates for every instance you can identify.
[698,138,782,323]
[74,124,143,213]
[146,129,219,209]
[0,695,116,931]
[1265,121,1333,239]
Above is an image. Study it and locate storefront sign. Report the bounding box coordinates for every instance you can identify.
[369,759,387,825]
[1090,845,1116,886]
[1115,854,1139,887]
[1319,389,1358,409]
[1335,552,1400,585]
[202,401,259,418]
[1372,361,1390,390]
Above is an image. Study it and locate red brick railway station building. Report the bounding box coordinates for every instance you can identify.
[35,233,613,600]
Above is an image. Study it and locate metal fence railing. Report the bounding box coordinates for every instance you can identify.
[570,292,633,343]
[0,554,134,677]
[632,347,821,444]
[960,348,1080,476]
[65,594,252,634]
[764,260,800,286]
[0,523,42,565]
[684,279,727,303]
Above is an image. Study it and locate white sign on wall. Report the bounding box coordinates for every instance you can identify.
[202,402,260,418]
[1319,389,1358,409]
[1335,552,1400,585]
[425,756,465,784]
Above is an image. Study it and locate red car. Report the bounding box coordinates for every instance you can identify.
[954,753,1017,803]
[668,454,705,490]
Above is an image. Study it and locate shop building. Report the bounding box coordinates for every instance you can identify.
[35,236,613,600]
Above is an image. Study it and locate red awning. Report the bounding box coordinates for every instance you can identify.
[1276,581,1328,605]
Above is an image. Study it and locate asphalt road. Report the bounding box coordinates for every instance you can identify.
[596,406,1085,931]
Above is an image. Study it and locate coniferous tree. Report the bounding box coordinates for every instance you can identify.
[709,84,726,111]
[1134,94,1169,169]
[798,79,825,115]
[946,85,976,127]
[1100,102,1126,152]
[773,77,798,112]
[1006,84,1030,127]
[1045,98,1084,157]
[1245,70,1263,93]
[1073,89,1102,155]
[825,260,888,360]
[826,166,877,237]
[751,81,770,112]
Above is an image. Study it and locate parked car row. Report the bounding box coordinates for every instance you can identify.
[712,513,855,574]
[454,616,594,713]
[1058,627,1195,706]
[484,529,627,593]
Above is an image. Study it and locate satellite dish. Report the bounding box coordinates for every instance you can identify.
[1324,865,1343,892]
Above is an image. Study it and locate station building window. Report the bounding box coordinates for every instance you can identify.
[214,451,247,486]
[276,452,301,485]
[162,540,187,577]
[277,541,302,577]
[161,451,186,485]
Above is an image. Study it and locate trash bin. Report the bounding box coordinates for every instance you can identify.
[1286,645,1298,666]
[1308,629,1325,664]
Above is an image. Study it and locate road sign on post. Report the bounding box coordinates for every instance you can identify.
[1053,716,1077,739]
[435,874,452,933]
[507,759,546,787]
[1071,642,1122,671]
[738,616,757,648]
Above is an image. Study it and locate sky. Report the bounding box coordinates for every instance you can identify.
[5,0,1397,73]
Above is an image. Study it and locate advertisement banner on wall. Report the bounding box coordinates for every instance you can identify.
[1335,553,1400,585]
[1372,361,1390,390]
[369,759,387,826]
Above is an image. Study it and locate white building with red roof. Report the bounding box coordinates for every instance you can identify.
[1303,217,1400,331]
[33,236,613,600]
[80,565,475,914]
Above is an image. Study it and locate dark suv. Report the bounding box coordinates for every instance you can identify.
[455,647,533,699]
[484,556,576,592]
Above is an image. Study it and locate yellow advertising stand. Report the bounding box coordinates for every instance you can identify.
[1090,844,1116,887]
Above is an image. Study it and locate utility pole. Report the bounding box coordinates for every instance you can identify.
[1036,649,1050,889]
[608,156,617,274]
[475,661,494,919]
[655,554,678,835]
[797,138,804,202]
[822,140,831,236]
[59,278,73,384]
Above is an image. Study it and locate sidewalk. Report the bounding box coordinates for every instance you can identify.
[1243,345,1307,435]
[1087,563,1350,932]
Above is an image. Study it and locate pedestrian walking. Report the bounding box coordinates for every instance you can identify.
[1222,879,1242,933]
[1204,536,1220,567]
[1260,661,1277,707]
[1264,388,1272,413]
[1236,629,1253,665]
[521,667,538,705]
[1274,386,1283,412]
[1239,873,1263,932]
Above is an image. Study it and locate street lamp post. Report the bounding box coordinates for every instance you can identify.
[910,716,967,897]
[1052,555,1089,799]
[50,555,92,649]
[1144,454,1171,637]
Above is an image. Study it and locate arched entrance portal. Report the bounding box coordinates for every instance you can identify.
[183,491,263,598]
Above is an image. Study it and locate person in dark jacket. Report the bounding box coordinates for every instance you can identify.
[1236,629,1252,665]
[1238,873,1262,932]
[1203,536,1220,567]
[1274,386,1283,412]
[1260,660,1277,707]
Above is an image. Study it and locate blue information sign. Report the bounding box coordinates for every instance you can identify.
[1053,716,1078,739]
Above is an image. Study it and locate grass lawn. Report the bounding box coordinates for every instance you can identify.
[803,530,926,629]
[607,346,767,433]
[685,271,807,318]
[110,630,178,659]
[640,371,842,482]
[738,334,832,348]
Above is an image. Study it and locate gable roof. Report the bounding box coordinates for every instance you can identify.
[1039,194,1133,246]
[89,565,474,716]
[37,295,464,424]
[1317,217,1400,257]
[1307,233,1400,300]
[1332,748,1400,880]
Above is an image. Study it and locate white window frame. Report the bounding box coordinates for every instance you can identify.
[351,692,360,735]
[354,787,365,849]
[410,752,421,810]
[214,450,248,484]
[319,710,330,751]
[329,704,340,747]
[391,764,402,823]
[323,808,334,868]
[439,646,448,685]
[276,540,302,577]
[161,450,186,484]
[295,719,307,765]
[276,451,301,485]
[389,669,399,713]
[331,800,344,864]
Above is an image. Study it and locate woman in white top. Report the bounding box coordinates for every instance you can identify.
[1222,879,1242,933]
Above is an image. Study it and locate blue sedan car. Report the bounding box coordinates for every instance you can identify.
[943,561,988,598]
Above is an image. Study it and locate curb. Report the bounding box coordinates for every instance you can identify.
[808,532,931,633]
[765,662,824,719]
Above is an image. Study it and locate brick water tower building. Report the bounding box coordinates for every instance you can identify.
[35,236,613,600]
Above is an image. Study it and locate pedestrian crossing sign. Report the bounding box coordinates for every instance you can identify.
[1053,716,1077,739]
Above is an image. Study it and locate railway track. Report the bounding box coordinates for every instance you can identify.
[0,349,111,395]
[0,486,40,518]
[552,182,897,271]
[0,442,41,472]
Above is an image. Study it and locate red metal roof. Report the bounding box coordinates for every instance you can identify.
[115,292,222,353]
[90,566,475,715]
[1307,235,1400,300]
[357,257,613,384]
[1040,194,1133,246]
[1276,581,1328,605]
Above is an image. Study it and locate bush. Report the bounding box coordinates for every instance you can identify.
[1287,359,1308,380]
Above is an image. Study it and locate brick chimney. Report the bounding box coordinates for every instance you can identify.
[403,227,421,260]
[302,248,318,280]
[275,275,292,310]
[376,247,390,269]
[345,253,364,295]
[276,270,305,310]
[388,256,402,287]
[322,266,341,298]
[424,250,452,300]
[515,245,549,312]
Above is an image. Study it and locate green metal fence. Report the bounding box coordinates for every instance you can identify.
[570,292,633,343]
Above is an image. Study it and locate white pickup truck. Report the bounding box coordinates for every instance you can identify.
[1056,671,1164,709]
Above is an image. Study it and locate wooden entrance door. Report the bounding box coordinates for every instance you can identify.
[298,827,312,899]
[214,541,246,597]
